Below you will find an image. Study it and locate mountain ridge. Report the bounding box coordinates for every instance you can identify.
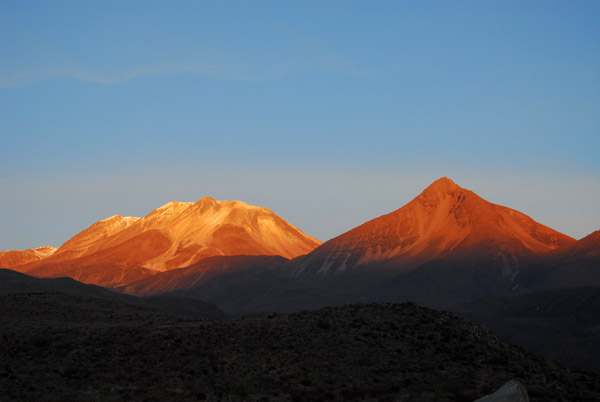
[2,178,594,301]
[6,197,320,287]
[0,246,57,269]
[292,177,574,277]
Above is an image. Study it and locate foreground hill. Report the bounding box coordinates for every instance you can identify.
[0,269,225,319]
[11,197,320,287]
[1,298,599,401]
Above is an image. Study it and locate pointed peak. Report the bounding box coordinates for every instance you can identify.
[427,177,460,191]
[414,177,466,205]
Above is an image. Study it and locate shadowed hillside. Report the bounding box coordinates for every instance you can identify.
[1,297,598,402]
[457,287,600,372]
[0,268,225,319]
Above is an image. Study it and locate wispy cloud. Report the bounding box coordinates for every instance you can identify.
[0,44,371,88]
[0,62,240,88]
[58,63,222,85]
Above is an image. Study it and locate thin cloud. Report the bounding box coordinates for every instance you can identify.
[0,62,296,87]
[0,47,370,88]
[0,62,228,88]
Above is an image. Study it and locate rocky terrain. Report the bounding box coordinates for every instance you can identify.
[1,294,599,402]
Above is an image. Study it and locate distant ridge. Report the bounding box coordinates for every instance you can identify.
[0,268,225,319]
[0,246,57,268]
[6,197,320,287]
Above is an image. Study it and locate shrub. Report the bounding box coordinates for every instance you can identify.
[316,318,332,330]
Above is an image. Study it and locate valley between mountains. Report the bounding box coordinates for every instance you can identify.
[2,177,600,375]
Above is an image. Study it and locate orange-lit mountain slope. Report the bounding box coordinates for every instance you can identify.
[51,215,140,261]
[294,177,574,276]
[18,198,320,284]
[0,246,57,269]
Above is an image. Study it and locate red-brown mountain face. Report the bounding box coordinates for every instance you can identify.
[294,177,575,277]
[0,246,57,269]
[12,198,320,287]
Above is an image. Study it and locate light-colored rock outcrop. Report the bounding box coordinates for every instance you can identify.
[474,380,529,402]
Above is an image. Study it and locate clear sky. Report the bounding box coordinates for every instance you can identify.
[1,1,599,250]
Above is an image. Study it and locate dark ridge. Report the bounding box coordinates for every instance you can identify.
[0,268,226,319]
[1,296,598,401]
[456,287,600,372]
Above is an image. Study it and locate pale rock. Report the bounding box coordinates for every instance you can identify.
[474,380,529,402]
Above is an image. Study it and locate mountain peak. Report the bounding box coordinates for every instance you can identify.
[415,177,465,205]
[295,177,574,276]
[425,177,460,192]
[431,176,457,187]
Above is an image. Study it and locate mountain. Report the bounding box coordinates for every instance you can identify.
[35,198,320,270]
[115,178,581,316]
[0,268,225,319]
[12,197,320,287]
[293,177,574,276]
[268,177,577,307]
[4,178,591,310]
[517,230,600,290]
[0,246,56,268]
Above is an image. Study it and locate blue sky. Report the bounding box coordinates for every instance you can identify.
[1,1,599,250]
